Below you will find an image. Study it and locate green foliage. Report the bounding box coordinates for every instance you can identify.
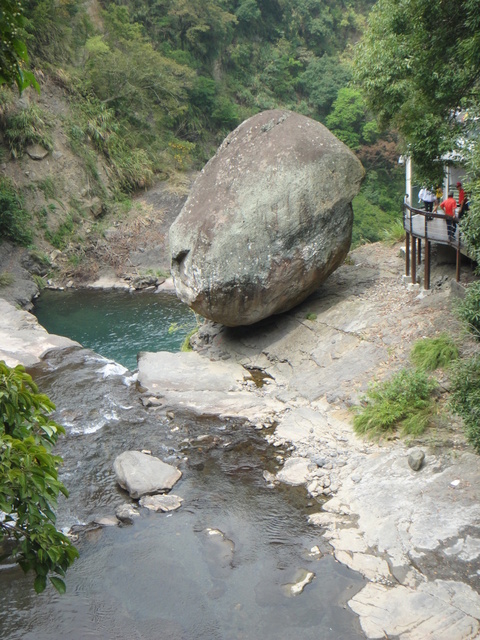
[298,55,351,119]
[353,369,437,439]
[67,97,154,192]
[352,193,395,246]
[380,220,405,246]
[326,87,377,150]
[0,271,14,287]
[0,0,39,92]
[0,0,389,232]
[36,176,57,200]
[459,128,480,267]
[353,0,480,184]
[180,327,198,352]
[0,361,78,593]
[456,281,480,339]
[44,215,74,249]
[0,177,32,246]
[351,165,405,247]
[211,95,239,129]
[32,274,46,290]
[410,334,459,372]
[23,0,89,64]
[3,104,53,158]
[450,354,480,453]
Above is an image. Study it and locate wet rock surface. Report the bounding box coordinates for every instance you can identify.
[113,450,182,499]
[3,240,480,639]
[0,297,79,367]
[162,242,479,638]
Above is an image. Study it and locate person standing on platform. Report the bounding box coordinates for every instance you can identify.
[438,192,458,241]
[419,187,436,212]
[435,185,443,206]
[423,188,436,213]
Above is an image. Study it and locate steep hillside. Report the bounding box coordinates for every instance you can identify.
[0,0,404,291]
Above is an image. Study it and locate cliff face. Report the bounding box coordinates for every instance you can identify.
[0,78,193,288]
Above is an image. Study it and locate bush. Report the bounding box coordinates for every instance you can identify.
[457,281,480,339]
[0,271,14,287]
[353,369,437,439]
[450,355,480,452]
[381,220,406,245]
[44,215,75,249]
[3,104,54,158]
[351,191,401,247]
[0,361,78,593]
[0,178,33,246]
[410,334,459,372]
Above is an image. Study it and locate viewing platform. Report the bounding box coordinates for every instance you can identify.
[403,202,470,290]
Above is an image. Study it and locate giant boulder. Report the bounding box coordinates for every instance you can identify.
[170,109,364,326]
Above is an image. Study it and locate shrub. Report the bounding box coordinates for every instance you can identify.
[0,178,33,246]
[3,104,54,158]
[0,361,78,593]
[44,215,74,249]
[353,369,437,439]
[180,328,198,352]
[457,281,480,339]
[0,271,14,287]
[410,334,459,371]
[381,220,406,245]
[36,176,57,200]
[450,354,480,452]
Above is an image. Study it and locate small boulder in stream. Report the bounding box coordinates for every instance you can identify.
[139,494,184,512]
[113,450,182,499]
[170,109,364,326]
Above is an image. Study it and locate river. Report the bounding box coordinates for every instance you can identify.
[0,291,366,639]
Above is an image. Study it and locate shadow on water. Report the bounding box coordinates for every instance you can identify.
[1,323,367,638]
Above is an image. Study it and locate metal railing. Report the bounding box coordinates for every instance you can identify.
[403,202,463,248]
[402,202,464,288]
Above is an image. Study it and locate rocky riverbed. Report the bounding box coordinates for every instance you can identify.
[2,240,480,640]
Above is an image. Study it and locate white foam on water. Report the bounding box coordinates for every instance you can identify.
[123,372,138,386]
[70,420,106,435]
[98,361,129,378]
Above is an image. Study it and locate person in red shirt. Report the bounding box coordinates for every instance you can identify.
[439,192,458,241]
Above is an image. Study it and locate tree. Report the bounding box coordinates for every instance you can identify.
[326,86,378,150]
[353,0,480,261]
[353,0,480,450]
[298,54,351,119]
[0,0,39,92]
[353,0,480,184]
[0,361,78,593]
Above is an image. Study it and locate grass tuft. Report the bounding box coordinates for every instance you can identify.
[410,334,459,371]
[180,327,198,352]
[0,271,14,287]
[353,369,437,440]
[381,220,406,245]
